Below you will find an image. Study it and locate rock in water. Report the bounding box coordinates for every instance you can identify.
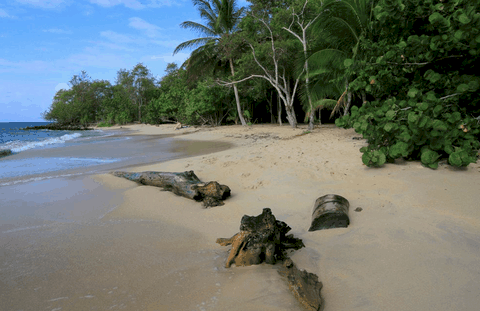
[278,259,323,311]
[216,208,304,268]
[112,170,231,207]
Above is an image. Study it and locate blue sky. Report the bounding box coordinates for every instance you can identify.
[0,0,248,122]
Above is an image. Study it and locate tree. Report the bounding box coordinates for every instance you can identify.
[308,0,375,116]
[221,3,304,128]
[174,0,248,126]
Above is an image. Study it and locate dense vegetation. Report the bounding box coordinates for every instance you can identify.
[44,0,479,168]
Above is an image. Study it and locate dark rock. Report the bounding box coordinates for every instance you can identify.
[112,170,230,207]
[21,123,93,131]
[355,207,363,212]
[278,259,323,311]
[216,208,304,268]
[309,194,350,231]
[0,149,13,158]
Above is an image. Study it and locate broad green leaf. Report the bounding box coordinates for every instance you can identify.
[408,112,419,123]
[421,148,440,165]
[432,119,447,131]
[458,14,471,24]
[429,12,444,24]
[389,141,409,158]
[385,110,396,120]
[384,122,397,132]
[418,102,429,111]
[344,58,354,68]
[408,88,419,98]
[444,145,454,154]
[454,30,464,40]
[418,116,429,128]
[457,84,469,92]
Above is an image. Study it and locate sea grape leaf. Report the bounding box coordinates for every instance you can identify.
[408,112,419,123]
[389,141,409,158]
[457,84,469,92]
[384,122,397,132]
[385,110,396,120]
[458,14,471,24]
[408,88,420,98]
[421,148,440,165]
[432,119,447,131]
[344,59,354,68]
[418,102,429,111]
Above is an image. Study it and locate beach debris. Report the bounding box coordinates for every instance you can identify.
[0,149,13,158]
[216,208,304,268]
[278,258,323,311]
[112,170,231,207]
[309,194,350,231]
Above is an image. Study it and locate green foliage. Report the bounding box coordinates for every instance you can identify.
[336,0,480,168]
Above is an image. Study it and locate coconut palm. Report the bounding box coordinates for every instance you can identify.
[174,0,247,126]
[308,0,374,116]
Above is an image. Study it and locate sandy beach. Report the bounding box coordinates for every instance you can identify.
[2,123,480,310]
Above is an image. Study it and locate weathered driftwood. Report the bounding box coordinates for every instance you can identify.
[278,258,323,311]
[309,194,350,231]
[216,208,304,268]
[112,170,231,207]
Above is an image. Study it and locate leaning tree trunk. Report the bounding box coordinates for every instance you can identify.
[112,170,231,207]
[229,59,247,126]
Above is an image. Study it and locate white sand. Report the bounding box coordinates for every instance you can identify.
[90,123,480,310]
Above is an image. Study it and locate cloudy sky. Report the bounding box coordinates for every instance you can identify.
[0,0,248,122]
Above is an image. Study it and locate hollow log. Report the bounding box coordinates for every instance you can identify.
[309,194,350,231]
[112,170,231,207]
[216,208,304,268]
[278,258,323,311]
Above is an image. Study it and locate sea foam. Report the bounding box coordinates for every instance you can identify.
[4,133,82,153]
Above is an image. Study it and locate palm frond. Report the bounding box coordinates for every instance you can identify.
[179,21,216,37]
[173,37,216,54]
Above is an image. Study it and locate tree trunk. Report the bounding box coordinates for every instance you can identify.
[278,96,282,126]
[229,59,247,126]
[112,170,231,207]
[344,90,352,116]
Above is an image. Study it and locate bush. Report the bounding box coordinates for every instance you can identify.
[336,0,480,168]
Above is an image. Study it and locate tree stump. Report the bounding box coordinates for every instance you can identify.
[216,208,304,268]
[112,170,231,207]
[278,258,323,311]
[309,194,350,231]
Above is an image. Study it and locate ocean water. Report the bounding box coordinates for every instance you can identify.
[0,122,122,183]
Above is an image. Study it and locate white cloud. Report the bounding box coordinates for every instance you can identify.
[150,52,189,64]
[89,0,144,10]
[15,0,67,9]
[43,28,72,34]
[89,0,178,9]
[100,30,135,43]
[0,8,14,18]
[128,17,161,38]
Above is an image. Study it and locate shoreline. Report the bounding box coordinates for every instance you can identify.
[2,123,480,310]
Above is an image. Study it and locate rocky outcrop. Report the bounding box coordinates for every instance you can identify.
[0,149,12,158]
[278,259,323,311]
[112,170,231,207]
[216,208,304,268]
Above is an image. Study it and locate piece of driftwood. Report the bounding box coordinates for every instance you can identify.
[278,258,323,311]
[309,194,350,231]
[112,170,231,207]
[216,208,304,268]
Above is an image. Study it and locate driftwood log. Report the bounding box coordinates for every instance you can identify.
[112,170,231,207]
[278,258,323,311]
[216,208,304,268]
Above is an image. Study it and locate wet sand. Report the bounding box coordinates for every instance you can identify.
[1,123,480,310]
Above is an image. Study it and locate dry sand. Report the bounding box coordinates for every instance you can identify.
[93,123,480,311]
[3,123,479,311]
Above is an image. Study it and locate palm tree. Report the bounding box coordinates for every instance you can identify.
[174,0,247,126]
[308,0,374,116]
